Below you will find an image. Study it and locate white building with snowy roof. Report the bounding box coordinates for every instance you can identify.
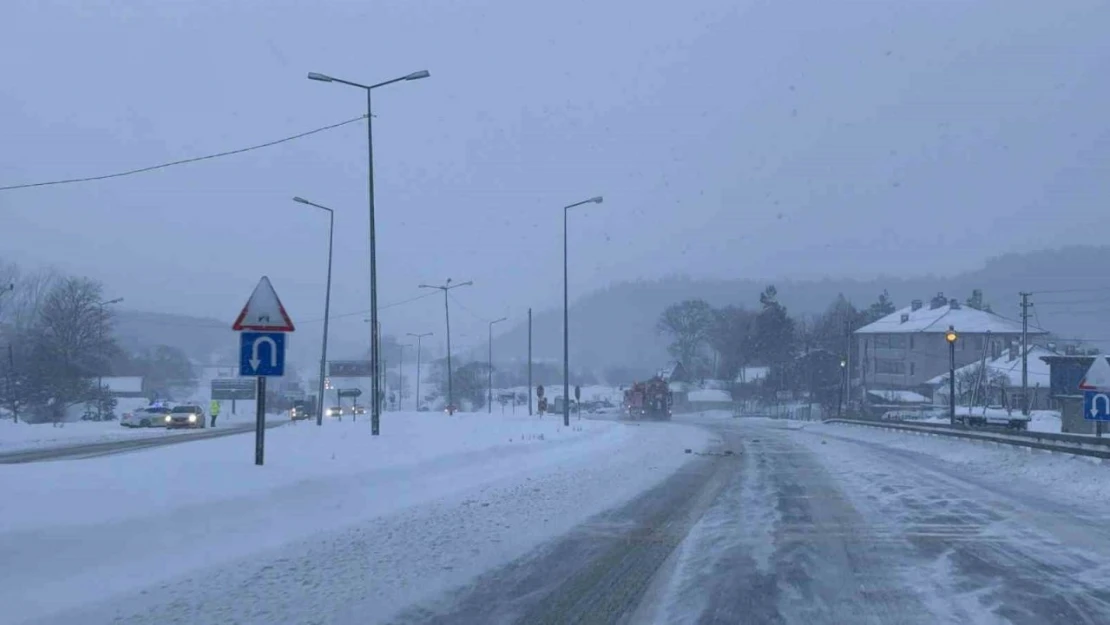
[853,292,1048,393]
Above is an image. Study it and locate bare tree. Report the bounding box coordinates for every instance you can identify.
[657,299,714,372]
[22,277,119,423]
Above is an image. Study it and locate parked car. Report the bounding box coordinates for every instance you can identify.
[166,404,207,429]
[120,405,172,428]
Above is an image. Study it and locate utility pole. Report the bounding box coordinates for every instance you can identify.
[407,332,433,411]
[528,308,533,416]
[1020,291,1031,416]
[844,320,853,416]
[419,279,473,414]
[1,284,13,422]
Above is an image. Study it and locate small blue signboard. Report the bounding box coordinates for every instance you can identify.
[1083,390,1110,422]
[239,331,286,377]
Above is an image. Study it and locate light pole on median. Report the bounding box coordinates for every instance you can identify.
[96,297,123,420]
[947,326,959,425]
[418,279,472,414]
[488,317,507,413]
[307,68,430,436]
[292,196,335,427]
[407,332,433,411]
[563,196,603,427]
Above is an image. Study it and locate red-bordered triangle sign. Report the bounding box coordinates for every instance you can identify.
[1078,356,1110,391]
[232,276,295,332]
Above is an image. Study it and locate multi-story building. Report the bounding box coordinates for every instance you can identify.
[853,292,1047,395]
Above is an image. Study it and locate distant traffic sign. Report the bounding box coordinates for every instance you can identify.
[211,378,256,400]
[1084,390,1110,421]
[337,388,363,398]
[239,331,287,377]
[1079,357,1110,391]
[329,360,373,377]
[232,276,296,332]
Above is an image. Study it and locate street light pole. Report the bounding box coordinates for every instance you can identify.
[407,332,433,411]
[419,279,472,414]
[947,326,959,425]
[488,317,507,413]
[292,197,335,427]
[307,69,430,436]
[96,297,123,420]
[562,196,603,427]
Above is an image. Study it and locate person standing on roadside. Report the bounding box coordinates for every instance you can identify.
[209,399,220,427]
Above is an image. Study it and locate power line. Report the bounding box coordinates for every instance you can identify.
[1028,286,1110,296]
[113,290,438,330]
[448,292,489,323]
[0,115,367,192]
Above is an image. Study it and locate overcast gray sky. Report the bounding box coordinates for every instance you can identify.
[2,0,1108,354]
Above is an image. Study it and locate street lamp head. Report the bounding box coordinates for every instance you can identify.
[293,196,310,205]
[404,70,431,81]
[946,326,958,343]
[590,196,603,204]
[307,72,335,83]
[840,360,846,368]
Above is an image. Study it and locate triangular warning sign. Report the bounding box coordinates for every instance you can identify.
[1078,356,1110,391]
[232,276,295,332]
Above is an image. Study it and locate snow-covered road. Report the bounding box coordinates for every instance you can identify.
[3,412,710,624]
[403,415,1110,624]
[9,412,1110,624]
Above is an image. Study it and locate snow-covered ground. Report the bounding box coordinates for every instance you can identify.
[0,410,710,624]
[810,420,1110,505]
[918,407,1063,433]
[0,408,284,453]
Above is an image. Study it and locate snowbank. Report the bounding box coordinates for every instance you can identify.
[0,410,711,624]
[687,389,732,403]
[0,409,284,453]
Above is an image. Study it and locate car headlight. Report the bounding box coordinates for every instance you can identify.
[165,415,172,423]
[188,414,197,423]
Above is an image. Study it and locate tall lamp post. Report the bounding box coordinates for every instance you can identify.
[397,343,409,409]
[292,196,335,427]
[487,317,507,413]
[407,332,433,411]
[946,326,958,425]
[419,279,472,414]
[96,297,123,419]
[307,68,430,436]
[563,196,604,427]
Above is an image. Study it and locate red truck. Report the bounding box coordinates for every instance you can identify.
[623,377,673,420]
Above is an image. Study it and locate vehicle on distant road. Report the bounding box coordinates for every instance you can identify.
[120,405,172,428]
[166,404,207,429]
[325,406,345,418]
[623,377,672,420]
[290,400,315,421]
[352,404,366,416]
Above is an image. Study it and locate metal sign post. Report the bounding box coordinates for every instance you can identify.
[232,276,295,466]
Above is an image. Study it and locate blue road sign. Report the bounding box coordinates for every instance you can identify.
[239,331,286,377]
[1083,390,1110,421]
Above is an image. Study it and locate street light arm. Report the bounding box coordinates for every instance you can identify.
[293,196,333,214]
[564,196,604,211]
[444,281,473,291]
[418,284,442,291]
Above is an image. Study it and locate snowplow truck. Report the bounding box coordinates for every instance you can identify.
[624,377,673,420]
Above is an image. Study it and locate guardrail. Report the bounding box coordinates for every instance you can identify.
[822,418,1110,460]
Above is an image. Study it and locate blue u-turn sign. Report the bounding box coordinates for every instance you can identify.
[1083,391,1110,422]
[239,331,286,377]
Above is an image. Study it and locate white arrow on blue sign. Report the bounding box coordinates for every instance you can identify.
[239,331,286,377]
[1083,390,1110,422]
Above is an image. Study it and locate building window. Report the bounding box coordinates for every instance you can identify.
[910,362,915,376]
[874,335,889,348]
[909,335,915,350]
[875,359,906,374]
[889,335,907,349]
